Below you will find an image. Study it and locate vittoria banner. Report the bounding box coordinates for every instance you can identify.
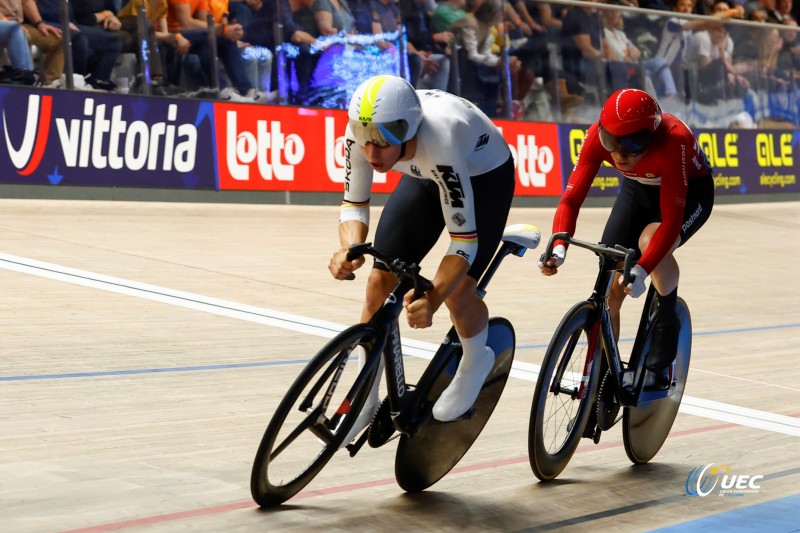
[0,87,217,189]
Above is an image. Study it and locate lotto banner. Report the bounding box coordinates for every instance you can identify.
[0,87,217,189]
[559,125,799,196]
[214,103,564,196]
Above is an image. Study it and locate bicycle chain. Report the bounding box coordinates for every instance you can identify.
[366,397,399,448]
[596,370,621,431]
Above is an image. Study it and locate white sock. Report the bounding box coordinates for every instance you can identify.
[432,326,495,422]
[457,327,489,372]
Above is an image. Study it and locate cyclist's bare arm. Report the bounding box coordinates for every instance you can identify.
[329,220,368,280]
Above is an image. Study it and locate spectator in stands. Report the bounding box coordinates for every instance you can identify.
[776,0,793,16]
[653,0,695,100]
[167,0,261,100]
[73,0,123,33]
[745,5,769,18]
[776,14,799,80]
[312,0,355,35]
[400,0,453,90]
[367,0,406,66]
[1,0,63,85]
[227,0,257,31]
[209,0,267,99]
[502,0,532,46]
[37,0,123,90]
[655,0,745,101]
[743,0,778,20]
[371,0,400,39]
[560,0,605,100]
[732,5,769,64]
[349,0,373,33]
[449,0,532,117]
[117,0,186,93]
[735,26,790,91]
[600,7,645,92]
[244,0,320,103]
[0,18,37,85]
[431,0,466,33]
[512,0,583,115]
[683,5,751,104]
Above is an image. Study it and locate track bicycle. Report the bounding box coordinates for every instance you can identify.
[251,224,541,506]
[528,232,692,481]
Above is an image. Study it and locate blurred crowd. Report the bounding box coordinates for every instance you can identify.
[0,0,798,124]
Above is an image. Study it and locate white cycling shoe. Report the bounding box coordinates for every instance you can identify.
[432,346,495,422]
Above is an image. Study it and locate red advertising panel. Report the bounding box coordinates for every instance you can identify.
[215,103,401,194]
[493,118,563,196]
[216,103,564,196]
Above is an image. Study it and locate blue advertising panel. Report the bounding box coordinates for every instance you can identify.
[0,87,217,189]
[700,129,798,195]
[557,124,625,198]
[558,124,799,198]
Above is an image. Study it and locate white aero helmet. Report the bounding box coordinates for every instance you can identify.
[348,75,422,147]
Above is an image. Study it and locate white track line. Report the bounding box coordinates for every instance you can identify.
[2,252,799,438]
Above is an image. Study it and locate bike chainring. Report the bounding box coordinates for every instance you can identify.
[596,370,621,431]
[367,397,398,448]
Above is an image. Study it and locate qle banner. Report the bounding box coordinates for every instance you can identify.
[558,125,799,197]
[0,87,217,189]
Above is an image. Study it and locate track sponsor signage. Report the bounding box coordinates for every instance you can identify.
[560,124,799,197]
[0,87,217,189]
[494,118,563,196]
[1,86,796,197]
[698,129,798,194]
[215,103,563,195]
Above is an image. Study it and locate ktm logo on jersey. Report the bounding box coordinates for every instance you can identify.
[436,165,465,208]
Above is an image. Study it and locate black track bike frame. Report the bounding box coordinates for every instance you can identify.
[347,238,529,439]
[544,232,664,408]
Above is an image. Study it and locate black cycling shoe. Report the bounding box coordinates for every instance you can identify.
[645,312,679,373]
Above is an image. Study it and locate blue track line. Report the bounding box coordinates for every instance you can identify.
[3,323,799,382]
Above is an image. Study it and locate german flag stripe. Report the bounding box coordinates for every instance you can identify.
[450,232,478,243]
[341,200,370,208]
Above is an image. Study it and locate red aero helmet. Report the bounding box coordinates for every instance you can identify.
[598,88,662,154]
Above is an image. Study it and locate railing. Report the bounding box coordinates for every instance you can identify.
[32,0,800,128]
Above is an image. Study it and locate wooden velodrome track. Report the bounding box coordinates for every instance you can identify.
[1,197,799,532]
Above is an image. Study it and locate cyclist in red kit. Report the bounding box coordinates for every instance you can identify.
[540,88,714,387]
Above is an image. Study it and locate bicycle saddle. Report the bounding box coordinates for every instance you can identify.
[502,224,541,250]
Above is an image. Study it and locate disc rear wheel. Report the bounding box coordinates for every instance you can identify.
[623,299,692,464]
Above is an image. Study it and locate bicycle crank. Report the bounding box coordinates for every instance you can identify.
[597,371,621,431]
[367,397,398,448]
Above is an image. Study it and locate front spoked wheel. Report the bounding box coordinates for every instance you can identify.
[529,301,602,481]
[623,298,692,464]
[250,324,382,507]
